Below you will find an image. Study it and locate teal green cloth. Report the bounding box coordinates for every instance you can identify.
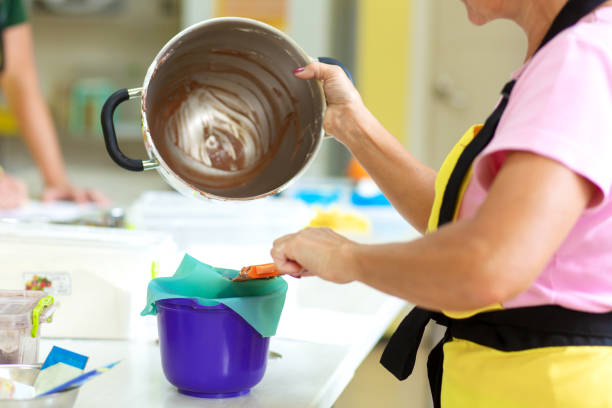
[141,254,287,337]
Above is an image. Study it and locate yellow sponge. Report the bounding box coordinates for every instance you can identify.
[308,206,370,234]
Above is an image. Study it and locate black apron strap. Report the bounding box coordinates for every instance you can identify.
[426,328,452,408]
[379,306,438,380]
[437,80,515,225]
[380,305,453,408]
[451,305,612,351]
[380,306,453,408]
[540,0,611,50]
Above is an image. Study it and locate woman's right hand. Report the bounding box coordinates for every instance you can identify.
[0,172,28,210]
[293,62,365,145]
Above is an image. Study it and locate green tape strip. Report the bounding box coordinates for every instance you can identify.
[151,261,160,280]
[31,296,54,338]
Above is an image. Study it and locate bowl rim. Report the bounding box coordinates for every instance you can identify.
[139,16,327,202]
[156,298,228,311]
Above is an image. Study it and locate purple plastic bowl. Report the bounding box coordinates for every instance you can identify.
[156,298,270,398]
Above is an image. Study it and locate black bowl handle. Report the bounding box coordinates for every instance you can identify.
[317,57,354,84]
[101,88,158,172]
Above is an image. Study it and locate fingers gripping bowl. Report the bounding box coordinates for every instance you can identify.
[102,17,351,201]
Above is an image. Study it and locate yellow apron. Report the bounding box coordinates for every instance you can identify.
[432,127,612,408]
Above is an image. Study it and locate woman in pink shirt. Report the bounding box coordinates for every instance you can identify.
[272,0,612,406]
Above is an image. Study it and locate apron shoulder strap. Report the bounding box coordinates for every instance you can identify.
[437,79,516,225]
[540,0,610,51]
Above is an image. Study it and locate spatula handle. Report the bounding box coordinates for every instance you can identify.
[242,263,280,279]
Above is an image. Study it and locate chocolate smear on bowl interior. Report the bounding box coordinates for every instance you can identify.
[154,48,302,190]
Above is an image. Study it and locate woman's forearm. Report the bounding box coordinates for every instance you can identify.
[343,103,436,233]
[348,220,503,311]
[292,63,436,232]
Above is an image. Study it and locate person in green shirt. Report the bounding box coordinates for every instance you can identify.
[0,0,108,209]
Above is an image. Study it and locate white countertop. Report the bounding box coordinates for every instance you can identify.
[41,292,407,408]
[39,276,411,407]
[12,188,420,407]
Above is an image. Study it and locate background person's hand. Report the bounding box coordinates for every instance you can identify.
[0,172,28,209]
[293,62,365,145]
[42,183,111,207]
[271,227,359,284]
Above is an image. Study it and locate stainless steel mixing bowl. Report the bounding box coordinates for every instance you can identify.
[0,364,79,408]
[102,17,351,201]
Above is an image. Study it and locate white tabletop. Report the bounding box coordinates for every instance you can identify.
[41,290,408,408]
[32,189,420,407]
[40,338,345,408]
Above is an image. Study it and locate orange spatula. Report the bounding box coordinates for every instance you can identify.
[232,263,281,282]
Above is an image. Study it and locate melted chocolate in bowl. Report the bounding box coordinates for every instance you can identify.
[144,19,324,199]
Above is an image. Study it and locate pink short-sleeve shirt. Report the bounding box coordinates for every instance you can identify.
[457,7,612,313]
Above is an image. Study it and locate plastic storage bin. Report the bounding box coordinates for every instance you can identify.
[156,298,270,398]
[0,222,176,340]
[0,290,54,364]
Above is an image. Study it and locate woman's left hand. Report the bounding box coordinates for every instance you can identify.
[42,184,111,207]
[271,227,360,284]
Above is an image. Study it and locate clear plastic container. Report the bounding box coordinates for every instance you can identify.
[0,290,55,364]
